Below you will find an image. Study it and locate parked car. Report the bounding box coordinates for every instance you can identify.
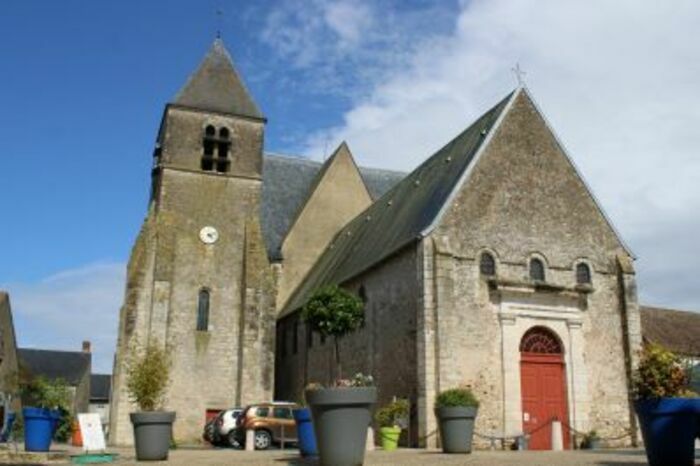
[215,407,244,447]
[203,411,224,445]
[234,402,299,450]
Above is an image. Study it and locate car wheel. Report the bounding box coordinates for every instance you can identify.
[227,430,241,449]
[254,430,272,450]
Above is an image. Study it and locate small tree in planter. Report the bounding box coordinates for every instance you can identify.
[375,398,409,451]
[434,387,479,453]
[126,341,175,461]
[633,343,698,466]
[302,285,376,466]
[20,376,70,451]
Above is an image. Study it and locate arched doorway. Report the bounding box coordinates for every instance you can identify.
[520,326,570,450]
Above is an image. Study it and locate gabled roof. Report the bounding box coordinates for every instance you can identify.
[640,306,700,357]
[173,39,263,119]
[90,374,111,402]
[281,91,515,315]
[279,142,370,251]
[260,154,405,261]
[18,348,90,386]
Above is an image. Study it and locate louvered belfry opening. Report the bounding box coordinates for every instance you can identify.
[201,125,231,173]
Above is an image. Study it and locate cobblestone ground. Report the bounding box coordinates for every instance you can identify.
[104,447,658,466]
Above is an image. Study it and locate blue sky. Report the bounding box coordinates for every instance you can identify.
[2,0,699,373]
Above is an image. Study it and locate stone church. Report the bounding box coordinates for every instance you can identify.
[110,39,641,449]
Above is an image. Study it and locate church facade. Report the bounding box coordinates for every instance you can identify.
[111,39,641,449]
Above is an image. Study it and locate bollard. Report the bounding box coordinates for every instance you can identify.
[366,426,375,451]
[245,428,255,451]
[551,420,563,451]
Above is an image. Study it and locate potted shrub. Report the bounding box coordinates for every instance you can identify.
[126,341,175,461]
[20,376,70,452]
[633,343,699,466]
[375,398,409,451]
[293,393,317,457]
[302,285,376,466]
[579,430,600,450]
[434,387,479,453]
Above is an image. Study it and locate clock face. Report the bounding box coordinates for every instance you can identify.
[199,226,219,244]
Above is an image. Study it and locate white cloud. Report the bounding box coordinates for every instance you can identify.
[3,262,125,374]
[299,0,700,310]
[323,1,373,47]
[258,0,456,96]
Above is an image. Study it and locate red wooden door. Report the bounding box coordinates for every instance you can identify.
[519,327,570,450]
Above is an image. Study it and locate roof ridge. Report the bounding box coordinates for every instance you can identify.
[19,347,89,355]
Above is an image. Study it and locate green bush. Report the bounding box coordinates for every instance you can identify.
[435,387,479,409]
[21,376,70,410]
[633,344,690,399]
[302,285,364,381]
[126,341,171,411]
[20,376,72,441]
[375,398,409,428]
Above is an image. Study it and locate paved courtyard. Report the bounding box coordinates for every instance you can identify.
[3,445,699,465]
[97,447,663,465]
[0,446,656,465]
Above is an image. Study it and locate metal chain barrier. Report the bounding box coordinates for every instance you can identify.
[415,416,633,450]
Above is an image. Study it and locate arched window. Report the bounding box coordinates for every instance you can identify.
[202,125,216,171]
[216,127,231,173]
[520,326,562,354]
[576,263,591,285]
[529,258,545,281]
[197,288,210,331]
[480,252,496,276]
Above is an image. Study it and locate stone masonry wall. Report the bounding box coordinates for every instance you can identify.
[275,247,420,443]
[110,105,275,445]
[428,90,640,448]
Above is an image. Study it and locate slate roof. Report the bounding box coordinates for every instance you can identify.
[18,348,90,386]
[640,306,700,357]
[173,39,263,119]
[261,153,405,261]
[281,92,514,315]
[90,374,111,402]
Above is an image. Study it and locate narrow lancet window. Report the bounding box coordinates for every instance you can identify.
[197,288,210,331]
[529,258,545,281]
[576,263,591,285]
[480,252,496,276]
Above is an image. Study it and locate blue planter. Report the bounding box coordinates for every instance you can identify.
[293,408,318,457]
[634,398,700,466]
[23,407,56,452]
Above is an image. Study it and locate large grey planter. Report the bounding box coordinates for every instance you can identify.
[306,387,377,466]
[130,411,176,461]
[435,406,478,453]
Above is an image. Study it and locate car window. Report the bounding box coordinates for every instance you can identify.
[273,407,292,419]
[256,407,270,417]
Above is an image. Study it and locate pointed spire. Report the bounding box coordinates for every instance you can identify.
[173,38,264,119]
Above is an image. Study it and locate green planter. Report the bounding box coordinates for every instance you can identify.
[379,426,401,451]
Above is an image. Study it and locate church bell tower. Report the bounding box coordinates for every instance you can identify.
[109,39,276,445]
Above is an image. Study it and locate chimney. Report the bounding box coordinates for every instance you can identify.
[82,340,91,353]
